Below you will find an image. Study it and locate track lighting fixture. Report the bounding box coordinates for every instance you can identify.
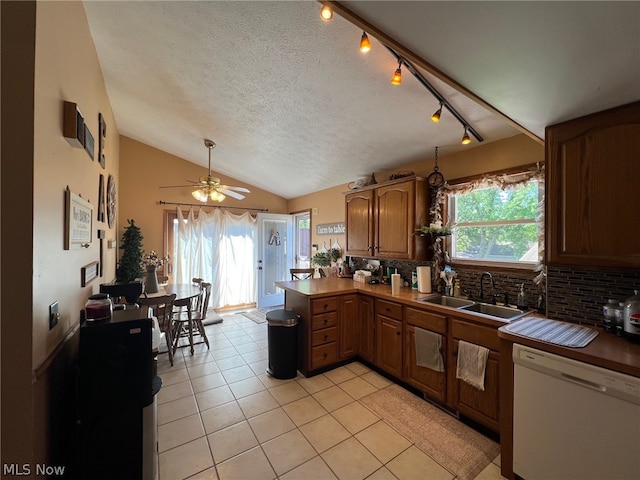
[390,61,402,85]
[431,103,443,123]
[359,31,371,53]
[461,127,471,145]
[320,5,333,21]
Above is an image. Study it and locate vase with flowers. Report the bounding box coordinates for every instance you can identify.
[141,250,169,293]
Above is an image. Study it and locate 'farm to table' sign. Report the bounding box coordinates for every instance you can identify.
[316,222,345,235]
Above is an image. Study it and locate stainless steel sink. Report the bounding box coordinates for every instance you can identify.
[417,295,475,308]
[459,302,529,321]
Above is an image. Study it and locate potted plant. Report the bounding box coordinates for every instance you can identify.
[414,224,452,237]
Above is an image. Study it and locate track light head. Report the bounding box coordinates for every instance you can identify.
[431,104,443,123]
[320,5,333,21]
[461,127,471,145]
[390,61,402,85]
[360,31,371,53]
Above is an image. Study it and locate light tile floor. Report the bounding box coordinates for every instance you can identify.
[156,313,506,480]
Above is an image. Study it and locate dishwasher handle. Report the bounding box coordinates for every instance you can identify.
[560,372,606,393]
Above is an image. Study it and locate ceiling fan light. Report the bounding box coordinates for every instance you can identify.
[210,190,226,202]
[320,5,333,21]
[390,66,402,85]
[192,189,209,202]
[359,32,371,53]
[431,105,442,123]
[461,127,471,145]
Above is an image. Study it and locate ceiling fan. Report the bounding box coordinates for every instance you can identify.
[160,139,250,202]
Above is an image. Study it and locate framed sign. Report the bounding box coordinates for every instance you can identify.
[316,222,345,235]
[81,261,99,287]
[65,187,93,249]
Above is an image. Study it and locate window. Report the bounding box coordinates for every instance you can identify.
[448,180,540,266]
[293,211,311,267]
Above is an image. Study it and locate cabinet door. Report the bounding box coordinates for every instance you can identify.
[340,294,358,359]
[449,339,500,433]
[375,315,403,377]
[345,190,374,257]
[546,101,640,268]
[375,181,415,259]
[404,325,446,403]
[357,295,375,363]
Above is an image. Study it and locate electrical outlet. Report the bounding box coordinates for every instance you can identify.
[49,301,59,330]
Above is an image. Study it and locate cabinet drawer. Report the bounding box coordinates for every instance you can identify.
[451,319,500,351]
[376,299,402,320]
[404,307,447,334]
[311,312,338,331]
[311,342,338,369]
[312,296,339,314]
[312,326,338,346]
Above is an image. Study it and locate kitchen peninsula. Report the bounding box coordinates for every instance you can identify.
[276,277,640,479]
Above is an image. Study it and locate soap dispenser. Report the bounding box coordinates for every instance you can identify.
[517,284,527,310]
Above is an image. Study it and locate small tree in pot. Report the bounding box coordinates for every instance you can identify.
[117,219,144,282]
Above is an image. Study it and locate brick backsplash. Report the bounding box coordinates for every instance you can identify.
[546,266,640,325]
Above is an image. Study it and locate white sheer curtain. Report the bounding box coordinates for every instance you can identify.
[174,207,257,309]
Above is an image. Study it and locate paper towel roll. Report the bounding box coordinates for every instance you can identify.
[417,266,432,293]
[391,273,401,296]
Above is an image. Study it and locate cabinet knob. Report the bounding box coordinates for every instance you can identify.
[324,319,328,325]
[396,331,401,336]
[324,334,328,340]
[323,353,327,358]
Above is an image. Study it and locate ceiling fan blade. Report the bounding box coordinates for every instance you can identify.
[219,188,246,200]
[223,186,250,193]
[159,184,193,189]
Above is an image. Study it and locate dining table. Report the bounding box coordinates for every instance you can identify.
[158,283,202,302]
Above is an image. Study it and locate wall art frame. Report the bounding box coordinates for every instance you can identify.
[65,187,93,250]
[81,261,99,287]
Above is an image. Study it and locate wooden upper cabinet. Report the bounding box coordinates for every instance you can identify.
[345,177,429,260]
[345,189,374,257]
[375,181,415,259]
[546,101,640,268]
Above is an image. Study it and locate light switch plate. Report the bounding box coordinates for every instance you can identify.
[49,301,59,330]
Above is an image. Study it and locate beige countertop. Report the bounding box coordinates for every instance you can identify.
[276,277,640,377]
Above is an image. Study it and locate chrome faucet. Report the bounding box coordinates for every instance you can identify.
[479,271,495,303]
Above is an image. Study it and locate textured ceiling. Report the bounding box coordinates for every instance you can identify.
[83,1,639,200]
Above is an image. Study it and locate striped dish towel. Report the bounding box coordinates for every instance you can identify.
[456,341,489,391]
[505,317,598,348]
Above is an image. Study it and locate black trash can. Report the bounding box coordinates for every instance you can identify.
[266,309,299,379]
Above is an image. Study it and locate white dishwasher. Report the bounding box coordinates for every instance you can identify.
[513,343,640,480]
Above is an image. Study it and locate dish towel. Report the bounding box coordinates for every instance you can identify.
[414,327,445,372]
[456,340,489,391]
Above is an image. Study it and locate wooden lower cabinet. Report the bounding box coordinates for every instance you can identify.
[340,294,358,359]
[448,318,501,432]
[357,295,375,363]
[375,299,403,378]
[403,307,447,403]
[309,296,340,371]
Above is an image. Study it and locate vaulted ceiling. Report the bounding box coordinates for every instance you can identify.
[83,1,640,199]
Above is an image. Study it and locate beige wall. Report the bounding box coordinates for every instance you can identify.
[2,0,119,467]
[118,137,290,262]
[288,134,544,253]
[33,1,120,366]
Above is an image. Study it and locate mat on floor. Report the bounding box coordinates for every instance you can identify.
[360,384,500,480]
[241,305,284,324]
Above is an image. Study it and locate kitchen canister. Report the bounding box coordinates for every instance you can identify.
[417,266,432,293]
